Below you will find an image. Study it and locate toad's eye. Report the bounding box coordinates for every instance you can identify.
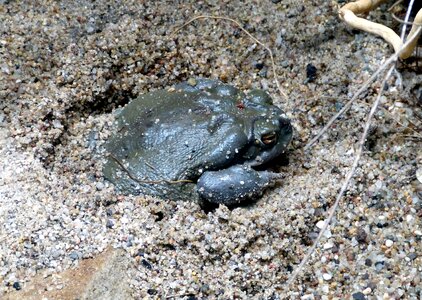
[261,133,277,146]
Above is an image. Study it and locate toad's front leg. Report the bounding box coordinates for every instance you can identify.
[196,165,284,205]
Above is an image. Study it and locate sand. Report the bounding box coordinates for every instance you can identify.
[1,0,421,298]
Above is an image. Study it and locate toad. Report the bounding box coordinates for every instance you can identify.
[103,79,292,205]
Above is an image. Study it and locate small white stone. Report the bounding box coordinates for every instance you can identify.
[316,220,326,229]
[416,168,422,183]
[95,182,105,191]
[415,230,422,236]
[323,242,334,250]
[406,215,414,223]
[324,230,332,239]
[322,273,332,281]
[385,239,393,247]
[52,120,63,129]
[363,287,372,295]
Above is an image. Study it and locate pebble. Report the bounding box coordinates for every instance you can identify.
[321,285,329,294]
[322,273,332,281]
[375,261,385,272]
[0,1,420,299]
[69,251,82,261]
[385,240,394,247]
[416,168,422,183]
[316,220,326,229]
[141,259,152,270]
[106,219,114,229]
[96,182,105,191]
[305,63,317,83]
[352,292,366,300]
[12,282,21,291]
[281,60,290,68]
[408,253,417,261]
[355,227,368,244]
[364,258,372,266]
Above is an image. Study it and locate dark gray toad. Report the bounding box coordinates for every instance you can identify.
[103,79,293,205]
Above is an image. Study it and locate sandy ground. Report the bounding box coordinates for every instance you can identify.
[1,0,421,299]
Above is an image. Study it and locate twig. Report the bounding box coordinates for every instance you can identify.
[305,26,422,150]
[378,106,422,138]
[287,64,395,287]
[401,135,422,140]
[399,0,415,39]
[304,53,396,150]
[287,17,422,287]
[339,0,422,59]
[173,15,288,102]
[388,0,404,12]
[391,12,418,26]
[318,95,422,138]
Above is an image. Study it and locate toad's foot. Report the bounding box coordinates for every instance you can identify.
[196,165,284,205]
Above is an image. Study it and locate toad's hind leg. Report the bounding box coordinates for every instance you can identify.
[196,165,283,205]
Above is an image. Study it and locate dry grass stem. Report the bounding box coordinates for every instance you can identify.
[399,0,416,39]
[388,0,404,12]
[304,26,422,150]
[171,6,421,292]
[378,106,422,138]
[287,65,395,287]
[304,53,397,150]
[319,95,422,139]
[173,15,288,102]
[288,10,422,286]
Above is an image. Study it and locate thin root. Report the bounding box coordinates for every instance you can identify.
[173,15,288,102]
[339,0,422,59]
[304,26,422,151]
[287,65,396,288]
[288,21,422,287]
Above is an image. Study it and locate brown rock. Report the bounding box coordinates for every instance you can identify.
[5,248,134,300]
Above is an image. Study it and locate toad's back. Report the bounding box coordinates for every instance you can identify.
[103,79,293,203]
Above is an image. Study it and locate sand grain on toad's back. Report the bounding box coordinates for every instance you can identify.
[1,0,421,298]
